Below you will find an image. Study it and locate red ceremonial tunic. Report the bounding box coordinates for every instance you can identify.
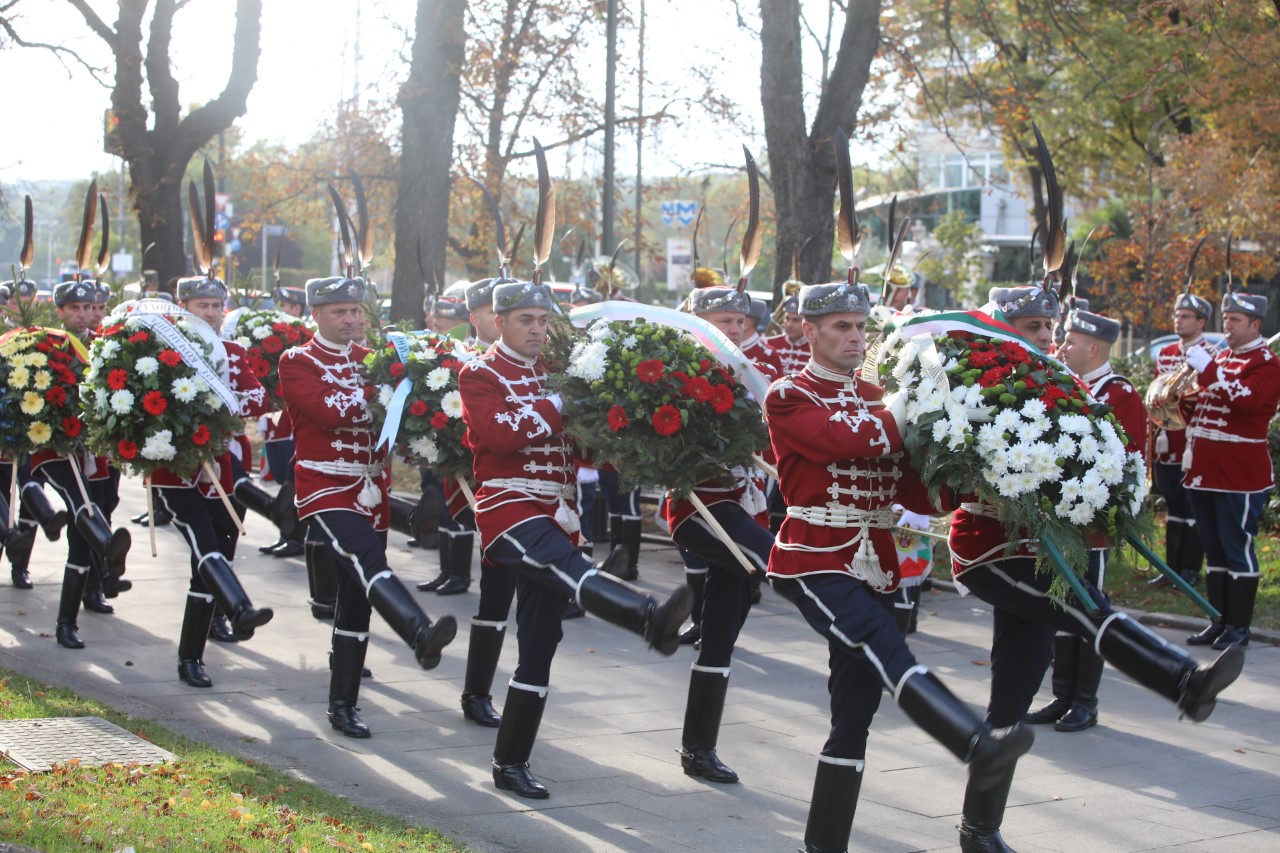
[765,332,811,376]
[740,333,783,376]
[1183,337,1280,493]
[1153,335,1216,465]
[460,340,579,551]
[264,408,294,444]
[442,337,489,518]
[1083,365,1148,457]
[764,360,933,593]
[277,334,389,529]
[150,339,268,496]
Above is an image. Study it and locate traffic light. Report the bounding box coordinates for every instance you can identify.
[213,229,227,256]
[104,109,123,156]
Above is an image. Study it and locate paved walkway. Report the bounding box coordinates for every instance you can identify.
[1,480,1278,852]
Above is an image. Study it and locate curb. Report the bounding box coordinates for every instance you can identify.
[929,579,1279,647]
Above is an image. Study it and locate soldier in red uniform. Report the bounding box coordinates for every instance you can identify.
[257,285,308,560]
[461,280,690,800]
[278,274,458,738]
[1183,292,1280,650]
[1025,308,1148,733]
[34,280,133,649]
[657,283,776,784]
[766,282,1032,853]
[739,297,783,375]
[765,291,810,375]
[1149,293,1217,588]
[949,284,1244,852]
[150,276,274,686]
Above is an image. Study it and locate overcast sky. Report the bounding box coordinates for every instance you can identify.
[0,0,892,188]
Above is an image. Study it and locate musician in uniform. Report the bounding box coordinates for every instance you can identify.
[1148,293,1216,588]
[1182,292,1280,650]
[278,274,458,737]
[948,284,1246,852]
[765,282,1033,853]
[765,291,810,375]
[1025,308,1148,733]
[460,279,691,799]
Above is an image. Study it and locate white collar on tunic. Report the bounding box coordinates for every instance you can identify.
[805,359,856,385]
[1231,336,1266,355]
[1178,334,1206,353]
[496,338,538,366]
[314,333,354,356]
[1081,363,1114,384]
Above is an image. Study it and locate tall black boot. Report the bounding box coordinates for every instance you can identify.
[576,560,692,656]
[590,499,610,551]
[679,569,707,645]
[367,574,457,670]
[905,585,923,634]
[802,757,864,853]
[417,532,450,592]
[492,682,550,799]
[21,482,67,541]
[1188,570,1229,645]
[328,632,371,738]
[620,518,642,581]
[73,505,130,581]
[959,756,1019,853]
[1150,521,1183,588]
[196,553,274,641]
[437,531,473,595]
[232,476,276,520]
[387,494,416,538]
[55,565,90,649]
[1179,520,1206,583]
[7,525,36,590]
[304,540,338,620]
[896,670,1034,792]
[408,487,440,549]
[1024,634,1076,724]
[1213,576,1258,650]
[461,622,506,727]
[1056,638,1104,732]
[1097,612,1244,722]
[80,560,114,615]
[680,666,737,783]
[177,592,215,687]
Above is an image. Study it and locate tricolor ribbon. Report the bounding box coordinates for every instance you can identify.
[375,330,415,451]
[568,301,771,400]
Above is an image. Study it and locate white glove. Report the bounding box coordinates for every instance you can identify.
[1185,345,1212,372]
[883,390,907,434]
[546,393,564,412]
[897,509,932,531]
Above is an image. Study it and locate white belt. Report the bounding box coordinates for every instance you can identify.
[484,477,576,501]
[959,502,1000,519]
[786,505,896,529]
[1187,427,1264,444]
[297,459,384,477]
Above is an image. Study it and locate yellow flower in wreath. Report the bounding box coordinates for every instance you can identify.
[20,391,45,415]
[27,422,52,444]
[32,370,52,390]
[8,366,30,388]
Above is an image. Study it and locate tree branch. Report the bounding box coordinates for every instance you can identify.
[1,11,110,83]
[64,0,117,47]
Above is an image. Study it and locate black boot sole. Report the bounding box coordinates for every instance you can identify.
[414,616,458,670]
[232,608,274,641]
[647,586,693,656]
[461,694,502,727]
[1180,646,1245,723]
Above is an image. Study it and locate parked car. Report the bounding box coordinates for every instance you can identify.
[1129,332,1227,360]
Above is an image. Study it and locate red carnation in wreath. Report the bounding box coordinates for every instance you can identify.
[45,386,68,407]
[636,359,665,384]
[62,416,83,438]
[142,390,169,416]
[652,404,683,436]
[390,362,405,378]
[192,424,211,446]
[410,400,429,417]
[128,330,149,344]
[118,440,138,460]
[107,368,128,391]
[158,349,182,367]
[608,404,630,432]
[261,336,283,354]
[710,384,735,415]
[431,411,449,429]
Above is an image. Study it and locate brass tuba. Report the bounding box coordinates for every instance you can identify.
[767,279,803,336]
[1145,364,1199,429]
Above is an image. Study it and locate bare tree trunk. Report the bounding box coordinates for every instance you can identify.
[392,0,468,323]
[759,0,881,295]
[76,0,264,284]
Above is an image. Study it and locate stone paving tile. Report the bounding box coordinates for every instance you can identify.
[1,482,1277,852]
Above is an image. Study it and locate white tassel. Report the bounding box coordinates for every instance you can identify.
[1181,443,1193,473]
[740,480,767,516]
[849,528,892,591]
[358,479,382,508]
[555,499,581,536]
[1155,430,1169,457]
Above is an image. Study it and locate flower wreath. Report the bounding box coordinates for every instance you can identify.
[0,327,88,456]
[225,309,314,408]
